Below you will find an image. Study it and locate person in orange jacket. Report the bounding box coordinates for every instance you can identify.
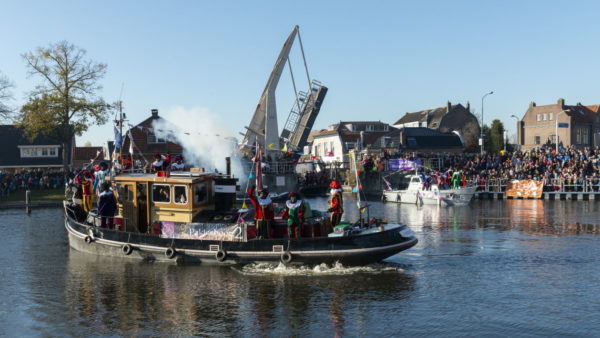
[328,180,343,226]
[247,186,274,239]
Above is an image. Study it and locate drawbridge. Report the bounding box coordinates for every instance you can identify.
[240,25,328,159]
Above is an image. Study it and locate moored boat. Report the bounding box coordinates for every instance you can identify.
[383,174,476,206]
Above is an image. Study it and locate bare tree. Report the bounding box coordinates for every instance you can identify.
[0,71,15,122]
[18,41,112,171]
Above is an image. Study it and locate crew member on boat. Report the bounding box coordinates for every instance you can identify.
[151,154,165,172]
[170,155,185,171]
[93,162,109,195]
[328,180,343,226]
[97,182,117,229]
[248,186,274,239]
[76,171,94,213]
[281,191,305,238]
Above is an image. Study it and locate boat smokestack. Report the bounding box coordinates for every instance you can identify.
[226,157,231,177]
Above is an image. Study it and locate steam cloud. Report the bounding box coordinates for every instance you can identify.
[152,106,246,184]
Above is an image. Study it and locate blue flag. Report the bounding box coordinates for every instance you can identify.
[114,126,122,148]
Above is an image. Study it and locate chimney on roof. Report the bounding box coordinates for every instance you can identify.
[446,101,452,113]
[557,98,565,108]
[576,102,582,106]
[151,109,159,118]
[529,102,536,108]
[466,101,470,112]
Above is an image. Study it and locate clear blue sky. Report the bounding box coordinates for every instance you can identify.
[2,0,600,146]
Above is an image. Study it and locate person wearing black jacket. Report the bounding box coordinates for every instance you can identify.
[97,182,117,229]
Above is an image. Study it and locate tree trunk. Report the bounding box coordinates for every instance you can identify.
[63,141,70,172]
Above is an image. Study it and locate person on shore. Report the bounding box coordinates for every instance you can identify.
[76,171,94,213]
[282,191,305,238]
[97,182,117,229]
[328,180,344,227]
[247,185,274,239]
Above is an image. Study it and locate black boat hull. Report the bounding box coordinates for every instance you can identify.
[64,204,417,266]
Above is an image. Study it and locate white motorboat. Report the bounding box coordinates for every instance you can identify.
[383,174,476,206]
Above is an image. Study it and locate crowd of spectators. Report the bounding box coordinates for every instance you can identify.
[0,170,67,197]
[389,145,600,192]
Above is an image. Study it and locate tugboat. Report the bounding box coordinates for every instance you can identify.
[63,161,417,266]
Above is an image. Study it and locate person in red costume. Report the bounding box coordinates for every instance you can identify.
[281,191,305,238]
[328,180,343,226]
[76,170,95,213]
[247,185,274,239]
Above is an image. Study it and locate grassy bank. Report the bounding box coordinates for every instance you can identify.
[0,188,66,204]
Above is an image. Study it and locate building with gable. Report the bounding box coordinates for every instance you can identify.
[0,125,71,171]
[515,98,600,150]
[393,101,480,151]
[309,121,395,165]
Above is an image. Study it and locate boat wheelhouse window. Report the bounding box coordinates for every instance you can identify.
[194,183,208,205]
[174,185,188,204]
[152,184,171,203]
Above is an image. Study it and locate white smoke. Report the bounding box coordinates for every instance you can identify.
[152,106,246,184]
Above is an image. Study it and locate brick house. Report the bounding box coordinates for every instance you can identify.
[121,109,183,161]
[71,146,106,170]
[516,98,600,150]
[393,101,480,151]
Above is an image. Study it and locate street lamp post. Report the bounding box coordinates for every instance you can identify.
[510,114,519,150]
[480,91,494,155]
[555,110,565,154]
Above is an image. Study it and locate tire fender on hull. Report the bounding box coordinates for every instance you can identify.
[281,251,293,264]
[165,247,177,259]
[84,235,93,244]
[215,249,227,262]
[122,244,133,255]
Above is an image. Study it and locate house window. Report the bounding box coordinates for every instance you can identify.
[366,124,374,131]
[536,114,541,121]
[543,113,547,121]
[534,136,541,145]
[152,184,171,203]
[549,112,554,120]
[147,134,166,144]
[583,129,589,144]
[330,142,334,155]
[19,146,60,158]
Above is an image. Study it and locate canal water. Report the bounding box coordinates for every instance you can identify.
[1,198,600,337]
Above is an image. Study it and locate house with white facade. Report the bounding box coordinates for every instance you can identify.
[310,121,395,166]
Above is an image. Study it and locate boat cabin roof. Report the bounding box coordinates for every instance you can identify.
[112,172,216,184]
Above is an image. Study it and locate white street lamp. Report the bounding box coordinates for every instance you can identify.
[480,91,494,155]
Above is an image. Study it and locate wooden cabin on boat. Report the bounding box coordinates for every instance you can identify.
[111,171,237,233]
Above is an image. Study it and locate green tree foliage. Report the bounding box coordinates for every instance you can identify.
[18,41,112,170]
[487,119,505,153]
[0,71,14,122]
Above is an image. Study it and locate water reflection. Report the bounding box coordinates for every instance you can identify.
[63,251,415,336]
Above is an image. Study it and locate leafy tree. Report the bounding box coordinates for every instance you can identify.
[18,41,112,171]
[487,119,505,153]
[0,71,14,122]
